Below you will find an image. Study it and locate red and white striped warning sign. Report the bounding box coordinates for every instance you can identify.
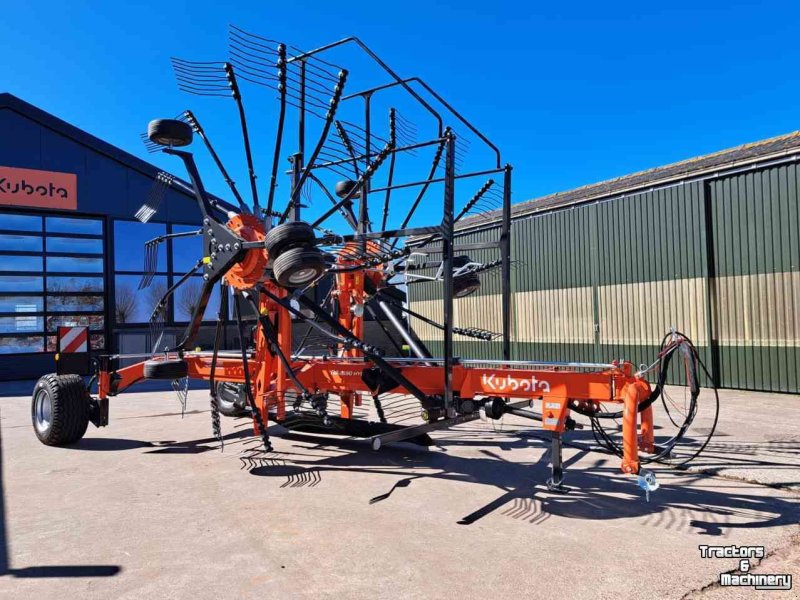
[58,326,88,353]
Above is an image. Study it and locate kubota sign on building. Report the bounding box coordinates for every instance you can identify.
[0,165,76,210]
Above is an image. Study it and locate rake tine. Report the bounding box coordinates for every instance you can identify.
[139,133,160,154]
[135,172,173,224]
[138,240,158,290]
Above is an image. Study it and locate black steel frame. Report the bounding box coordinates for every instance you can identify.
[143,26,514,417]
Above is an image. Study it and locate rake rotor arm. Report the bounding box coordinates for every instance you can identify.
[266,43,288,220]
[184,110,249,214]
[167,266,218,353]
[414,179,495,247]
[224,63,260,212]
[163,149,218,219]
[280,69,349,223]
[310,141,394,229]
[335,120,361,178]
[166,177,240,216]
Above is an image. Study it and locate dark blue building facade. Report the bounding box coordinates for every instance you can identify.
[0,93,213,380]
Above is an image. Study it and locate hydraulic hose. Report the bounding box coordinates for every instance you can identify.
[572,330,719,468]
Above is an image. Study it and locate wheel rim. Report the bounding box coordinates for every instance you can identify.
[217,383,243,409]
[34,388,52,433]
[288,267,318,285]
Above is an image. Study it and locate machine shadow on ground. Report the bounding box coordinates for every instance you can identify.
[226,426,800,534]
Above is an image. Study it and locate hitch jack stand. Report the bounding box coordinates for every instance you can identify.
[546,431,570,494]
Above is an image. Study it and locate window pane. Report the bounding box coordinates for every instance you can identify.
[46,314,104,332]
[0,276,43,292]
[114,221,166,272]
[115,275,167,324]
[174,277,220,321]
[0,315,43,333]
[46,217,102,235]
[0,255,42,272]
[0,214,42,232]
[47,276,104,292]
[171,225,203,273]
[0,234,42,252]
[0,296,43,312]
[48,295,104,312]
[47,256,103,273]
[46,236,103,254]
[0,335,43,353]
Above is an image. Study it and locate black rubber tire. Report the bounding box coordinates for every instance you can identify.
[452,255,472,269]
[335,179,361,199]
[215,381,248,417]
[31,374,90,446]
[454,274,481,298]
[147,119,193,147]
[273,246,326,288]
[264,221,316,258]
[144,358,189,380]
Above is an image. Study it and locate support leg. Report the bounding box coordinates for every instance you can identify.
[340,392,355,419]
[546,431,570,493]
[621,381,649,474]
[639,404,655,453]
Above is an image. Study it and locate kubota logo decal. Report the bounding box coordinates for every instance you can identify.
[482,373,551,393]
[0,166,77,210]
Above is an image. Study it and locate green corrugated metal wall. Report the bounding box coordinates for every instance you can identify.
[408,160,800,393]
[710,164,800,392]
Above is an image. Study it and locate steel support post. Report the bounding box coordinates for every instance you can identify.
[501,164,512,361]
[442,133,456,414]
[290,152,302,222]
[546,431,569,493]
[360,93,373,253]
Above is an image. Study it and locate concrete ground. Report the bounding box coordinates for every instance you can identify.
[0,383,798,599]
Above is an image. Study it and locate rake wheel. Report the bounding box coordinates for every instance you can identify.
[264,221,316,259]
[147,118,193,147]
[273,246,326,287]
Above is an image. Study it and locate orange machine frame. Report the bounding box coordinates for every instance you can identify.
[97,283,655,476]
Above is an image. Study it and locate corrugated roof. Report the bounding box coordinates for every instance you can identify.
[457,130,800,230]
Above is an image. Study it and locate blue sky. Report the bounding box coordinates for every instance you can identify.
[2,1,799,226]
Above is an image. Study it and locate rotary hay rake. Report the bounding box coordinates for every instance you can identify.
[31,25,718,499]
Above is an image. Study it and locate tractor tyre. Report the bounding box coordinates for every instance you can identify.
[32,374,90,446]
